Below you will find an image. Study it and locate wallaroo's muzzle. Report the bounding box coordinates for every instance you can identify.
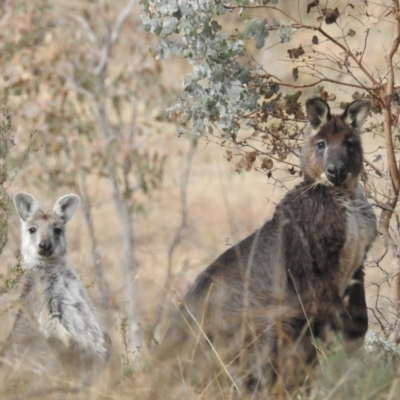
[325,162,347,186]
[38,241,53,257]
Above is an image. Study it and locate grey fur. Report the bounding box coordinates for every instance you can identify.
[1,193,109,371]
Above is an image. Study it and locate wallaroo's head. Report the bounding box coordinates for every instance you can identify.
[14,192,80,267]
[301,98,371,187]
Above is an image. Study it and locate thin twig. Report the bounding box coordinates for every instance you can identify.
[150,138,197,336]
[94,0,137,76]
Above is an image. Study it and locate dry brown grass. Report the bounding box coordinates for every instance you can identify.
[0,126,394,399]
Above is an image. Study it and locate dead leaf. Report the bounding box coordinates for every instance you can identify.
[245,151,257,164]
[288,166,296,175]
[322,7,340,24]
[327,93,336,101]
[278,152,287,161]
[307,0,319,13]
[261,157,274,170]
[348,29,356,37]
[235,151,257,173]
[320,91,329,102]
[226,150,233,162]
[292,67,299,81]
[287,45,305,59]
[320,91,336,102]
[235,161,244,173]
[312,35,319,44]
[316,16,324,23]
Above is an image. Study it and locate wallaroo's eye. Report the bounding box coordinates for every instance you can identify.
[347,140,355,151]
[316,140,326,150]
[54,227,62,235]
[28,227,36,234]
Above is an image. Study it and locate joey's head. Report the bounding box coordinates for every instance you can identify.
[301,98,370,188]
[14,192,80,268]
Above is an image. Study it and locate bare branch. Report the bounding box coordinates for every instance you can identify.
[262,75,375,91]
[150,138,197,337]
[382,0,400,193]
[94,0,137,76]
[225,3,380,87]
[364,157,383,177]
[68,13,98,45]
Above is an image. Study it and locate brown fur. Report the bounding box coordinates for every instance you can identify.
[161,98,377,391]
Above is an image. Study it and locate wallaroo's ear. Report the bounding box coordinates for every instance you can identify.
[14,192,39,222]
[305,97,331,130]
[53,194,80,223]
[342,99,371,129]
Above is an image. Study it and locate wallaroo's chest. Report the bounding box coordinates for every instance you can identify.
[336,189,377,296]
[21,263,81,313]
[282,181,377,292]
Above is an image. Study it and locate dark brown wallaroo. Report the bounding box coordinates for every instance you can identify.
[164,98,377,391]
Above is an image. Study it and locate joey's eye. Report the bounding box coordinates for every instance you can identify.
[316,140,326,150]
[54,227,62,235]
[28,227,36,234]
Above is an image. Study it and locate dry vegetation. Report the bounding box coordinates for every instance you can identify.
[0,0,400,399]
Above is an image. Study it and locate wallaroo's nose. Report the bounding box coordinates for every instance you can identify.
[325,162,347,185]
[38,241,53,256]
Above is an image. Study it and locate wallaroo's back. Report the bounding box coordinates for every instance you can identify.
[163,98,377,391]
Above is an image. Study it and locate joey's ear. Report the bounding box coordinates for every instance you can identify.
[53,194,80,223]
[305,97,331,130]
[14,192,39,222]
[342,99,371,129]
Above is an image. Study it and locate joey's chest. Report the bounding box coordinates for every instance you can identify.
[23,269,79,315]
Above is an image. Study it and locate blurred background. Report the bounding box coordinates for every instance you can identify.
[0,0,398,398]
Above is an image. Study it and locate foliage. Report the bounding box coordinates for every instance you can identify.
[142,0,277,136]
[0,107,27,302]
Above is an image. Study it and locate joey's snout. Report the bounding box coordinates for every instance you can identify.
[38,241,53,257]
[325,162,348,186]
